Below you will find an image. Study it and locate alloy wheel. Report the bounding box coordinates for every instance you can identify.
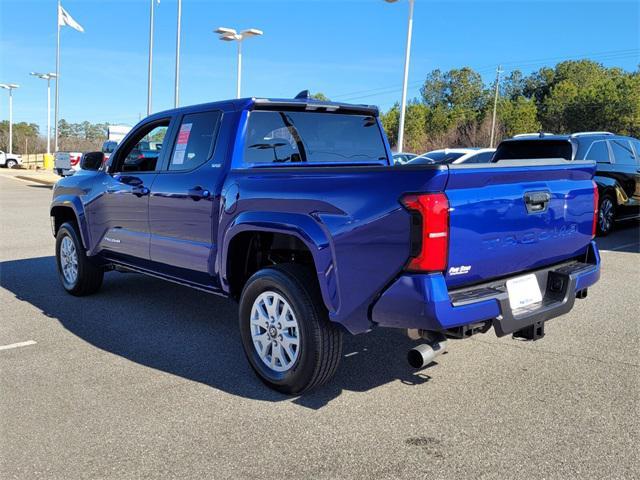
[250,291,300,372]
[60,236,79,285]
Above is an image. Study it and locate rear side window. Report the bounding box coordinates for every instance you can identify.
[243,111,388,165]
[609,139,635,165]
[464,151,494,164]
[584,140,610,163]
[493,140,573,161]
[632,140,640,161]
[169,111,221,171]
[420,151,465,164]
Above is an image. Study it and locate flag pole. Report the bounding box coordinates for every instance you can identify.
[54,0,61,152]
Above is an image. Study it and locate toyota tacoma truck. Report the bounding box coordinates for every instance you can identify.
[50,94,601,394]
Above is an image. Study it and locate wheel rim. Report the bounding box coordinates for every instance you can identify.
[60,236,79,285]
[599,198,614,232]
[7,160,16,168]
[250,291,300,373]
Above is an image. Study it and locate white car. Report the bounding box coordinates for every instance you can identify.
[409,148,496,165]
[407,148,496,165]
[54,151,83,176]
[0,150,22,169]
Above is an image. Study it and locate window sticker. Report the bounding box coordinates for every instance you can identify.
[172,123,192,165]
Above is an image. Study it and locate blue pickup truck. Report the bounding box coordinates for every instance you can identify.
[50,94,601,394]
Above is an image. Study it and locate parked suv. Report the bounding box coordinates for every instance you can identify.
[494,132,640,235]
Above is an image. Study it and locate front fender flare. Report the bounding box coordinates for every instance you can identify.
[50,195,90,250]
[220,211,339,315]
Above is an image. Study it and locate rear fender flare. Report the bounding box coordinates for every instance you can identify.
[595,175,627,206]
[220,211,339,314]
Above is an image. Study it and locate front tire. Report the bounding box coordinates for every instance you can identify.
[55,222,104,296]
[239,264,343,395]
[6,159,17,169]
[598,194,615,236]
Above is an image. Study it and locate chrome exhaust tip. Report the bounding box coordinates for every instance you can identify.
[407,340,447,368]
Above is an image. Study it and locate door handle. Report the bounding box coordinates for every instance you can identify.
[188,186,211,201]
[524,191,550,213]
[132,186,150,197]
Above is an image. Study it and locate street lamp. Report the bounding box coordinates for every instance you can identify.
[385,0,415,153]
[30,72,57,154]
[214,27,263,98]
[0,83,20,154]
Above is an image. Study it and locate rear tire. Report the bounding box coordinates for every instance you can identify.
[239,264,342,395]
[597,194,615,236]
[55,222,104,296]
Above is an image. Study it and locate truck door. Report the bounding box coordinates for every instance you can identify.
[148,110,224,284]
[607,138,640,218]
[88,118,173,261]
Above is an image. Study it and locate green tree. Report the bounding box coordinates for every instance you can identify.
[497,96,541,138]
[310,92,330,101]
[0,121,40,153]
[380,104,399,148]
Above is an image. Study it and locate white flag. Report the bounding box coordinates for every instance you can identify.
[58,5,84,32]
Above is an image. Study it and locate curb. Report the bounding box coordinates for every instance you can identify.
[15,175,57,186]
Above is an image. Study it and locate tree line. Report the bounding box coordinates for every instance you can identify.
[2,60,637,155]
[0,120,110,154]
[380,60,640,153]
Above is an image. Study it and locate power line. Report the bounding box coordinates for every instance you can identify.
[331,48,639,103]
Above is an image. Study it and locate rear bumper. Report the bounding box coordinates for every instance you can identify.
[371,241,600,336]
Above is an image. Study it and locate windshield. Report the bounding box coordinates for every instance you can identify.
[493,140,573,161]
[243,111,388,165]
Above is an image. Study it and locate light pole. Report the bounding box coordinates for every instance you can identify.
[385,0,415,153]
[30,73,57,154]
[174,0,182,108]
[214,27,263,98]
[0,83,20,154]
[147,0,158,116]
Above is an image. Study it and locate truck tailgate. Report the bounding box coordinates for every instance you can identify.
[444,160,596,288]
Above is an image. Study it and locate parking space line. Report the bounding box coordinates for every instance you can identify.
[606,242,640,252]
[0,340,37,351]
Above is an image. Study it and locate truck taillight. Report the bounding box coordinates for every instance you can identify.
[401,193,449,272]
[592,181,599,238]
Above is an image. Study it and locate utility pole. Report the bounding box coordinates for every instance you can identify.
[490,65,503,148]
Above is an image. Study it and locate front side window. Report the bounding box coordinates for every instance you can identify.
[584,140,610,163]
[114,121,169,173]
[168,111,221,171]
[243,111,388,165]
[609,139,635,165]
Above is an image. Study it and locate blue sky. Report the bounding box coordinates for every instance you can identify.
[1,0,638,131]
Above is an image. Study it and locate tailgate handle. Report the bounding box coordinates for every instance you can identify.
[524,191,551,213]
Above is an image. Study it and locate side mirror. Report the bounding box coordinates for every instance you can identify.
[80,151,105,171]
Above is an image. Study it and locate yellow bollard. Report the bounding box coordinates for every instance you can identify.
[43,153,54,170]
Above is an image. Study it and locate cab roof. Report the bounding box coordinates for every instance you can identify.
[147,96,379,121]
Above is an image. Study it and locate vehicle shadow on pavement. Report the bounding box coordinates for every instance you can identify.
[595,219,640,253]
[0,256,432,409]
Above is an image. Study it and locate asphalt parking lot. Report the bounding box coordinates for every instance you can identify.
[1,174,638,480]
